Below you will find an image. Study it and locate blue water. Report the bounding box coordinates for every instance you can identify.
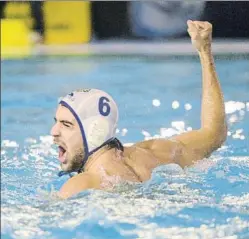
[1,56,249,239]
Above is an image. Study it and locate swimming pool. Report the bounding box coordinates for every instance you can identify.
[1,55,249,239]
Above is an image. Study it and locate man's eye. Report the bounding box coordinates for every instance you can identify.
[63,123,70,128]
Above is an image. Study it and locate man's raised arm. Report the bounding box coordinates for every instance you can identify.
[134,21,227,168]
[172,20,227,166]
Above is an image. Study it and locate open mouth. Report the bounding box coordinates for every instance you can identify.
[58,146,67,163]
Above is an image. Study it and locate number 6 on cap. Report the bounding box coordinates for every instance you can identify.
[99,97,111,116]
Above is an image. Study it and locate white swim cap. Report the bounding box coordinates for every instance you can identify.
[59,89,118,171]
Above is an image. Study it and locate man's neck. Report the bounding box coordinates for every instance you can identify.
[83,146,115,172]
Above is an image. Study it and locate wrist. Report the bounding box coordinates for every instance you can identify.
[198,46,215,65]
[198,44,212,55]
[198,42,212,55]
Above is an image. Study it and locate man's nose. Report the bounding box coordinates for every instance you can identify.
[50,123,60,137]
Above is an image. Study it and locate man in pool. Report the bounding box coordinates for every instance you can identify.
[51,20,227,199]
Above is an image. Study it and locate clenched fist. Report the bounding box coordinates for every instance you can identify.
[187,20,212,52]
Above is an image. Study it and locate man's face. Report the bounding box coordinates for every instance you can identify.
[51,105,84,172]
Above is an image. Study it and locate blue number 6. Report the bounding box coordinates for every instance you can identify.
[99,97,111,116]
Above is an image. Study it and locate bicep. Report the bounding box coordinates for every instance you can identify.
[134,129,221,168]
[171,129,222,167]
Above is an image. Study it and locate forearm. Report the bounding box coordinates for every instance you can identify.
[198,46,227,140]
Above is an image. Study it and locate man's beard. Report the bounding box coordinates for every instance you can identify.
[61,148,84,172]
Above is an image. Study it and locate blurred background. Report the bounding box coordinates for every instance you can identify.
[1,1,249,58]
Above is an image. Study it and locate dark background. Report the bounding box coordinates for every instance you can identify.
[1,1,249,40]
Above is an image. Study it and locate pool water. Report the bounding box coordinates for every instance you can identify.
[1,56,249,239]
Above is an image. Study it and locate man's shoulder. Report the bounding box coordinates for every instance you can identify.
[123,138,185,166]
[131,138,180,150]
[123,144,148,155]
